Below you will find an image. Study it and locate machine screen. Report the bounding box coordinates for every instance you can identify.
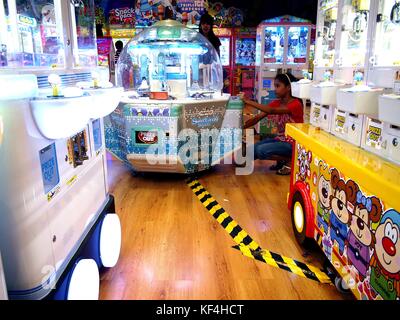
[0,0,65,68]
[339,0,370,67]
[287,26,309,64]
[134,130,159,145]
[235,38,256,66]
[39,143,60,194]
[220,38,230,67]
[316,1,338,67]
[373,0,400,66]
[264,26,285,64]
[92,119,103,152]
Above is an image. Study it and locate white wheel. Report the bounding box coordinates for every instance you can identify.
[99,214,122,268]
[67,259,99,300]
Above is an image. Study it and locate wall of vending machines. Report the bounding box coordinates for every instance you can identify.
[214,27,257,99]
[0,0,121,300]
[292,0,400,164]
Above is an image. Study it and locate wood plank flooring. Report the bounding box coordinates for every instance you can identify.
[99,155,352,300]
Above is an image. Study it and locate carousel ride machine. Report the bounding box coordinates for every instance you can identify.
[105,20,243,174]
[0,0,122,300]
[288,0,400,300]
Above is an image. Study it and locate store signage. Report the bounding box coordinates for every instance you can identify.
[177,0,205,13]
[109,7,135,26]
[313,106,321,119]
[17,14,37,27]
[335,114,345,130]
[294,57,307,64]
[136,130,158,144]
[264,57,277,63]
[367,125,382,146]
[110,28,136,38]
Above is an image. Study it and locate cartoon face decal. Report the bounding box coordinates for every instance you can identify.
[329,168,359,256]
[350,194,382,247]
[373,211,400,275]
[330,169,358,225]
[347,192,382,280]
[369,209,400,300]
[316,161,332,234]
[296,145,312,181]
[318,162,332,210]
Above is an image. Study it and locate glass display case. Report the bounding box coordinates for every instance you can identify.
[263,26,285,64]
[0,0,65,68]
[373,0,400,67]
[72,0,97,68]
[235,37,256,66]
[287,26,309,64]
[220,37,230,67]
[315,0,338,67]
[338,0,371,68]
[116,20,223,98]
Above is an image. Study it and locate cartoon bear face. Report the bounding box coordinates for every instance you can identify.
[374,212,400,274]
[318,175,331,209]
[350,196,382,247]
[330,169,359,224]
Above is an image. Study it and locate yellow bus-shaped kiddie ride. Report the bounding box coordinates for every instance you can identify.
[286,124,400,300]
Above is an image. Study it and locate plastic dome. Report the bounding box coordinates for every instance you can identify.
[116,20,223,98]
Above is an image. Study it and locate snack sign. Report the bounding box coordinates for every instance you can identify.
[108,7,135,26]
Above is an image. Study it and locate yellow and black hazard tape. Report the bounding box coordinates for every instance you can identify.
[187,179,262,252]
[187,178,332,285]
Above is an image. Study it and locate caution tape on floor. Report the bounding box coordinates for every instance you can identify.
[187,178,332,285]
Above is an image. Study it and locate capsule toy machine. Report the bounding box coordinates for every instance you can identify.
[232,27,256,100]
[255,16,312,137]
[106,20,241,174]
[292,0,343,132]
[362,0,400,163]
[332,0,384,147]
[286,122,400,300]
[0,0,122,300]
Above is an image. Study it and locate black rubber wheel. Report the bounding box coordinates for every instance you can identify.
[323,259,337,282]
[291,192,309,245]
[335,276,351,294]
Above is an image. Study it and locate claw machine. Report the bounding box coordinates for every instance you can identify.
[255,15,312,137]
[232,27,256,99]
[292,0,342,131]
[0,0,122,300]
[214,27,234,94]
[333,0,383,147]
[363,0,400,163]
[286,0,400,301]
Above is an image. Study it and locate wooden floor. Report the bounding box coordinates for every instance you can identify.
[99,155,352,300]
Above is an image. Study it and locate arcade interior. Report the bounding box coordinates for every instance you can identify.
[0,0,399,302]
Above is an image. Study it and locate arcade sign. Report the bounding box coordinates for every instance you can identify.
[17,14,37,27]
[109,7,135,26]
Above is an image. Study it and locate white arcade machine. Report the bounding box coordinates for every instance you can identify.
[255,15,312,105]
[291,0,344,131]
[331,0,382,146]
[0,0,122,300]
[255,16,312,137]
[363,0,400,162]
